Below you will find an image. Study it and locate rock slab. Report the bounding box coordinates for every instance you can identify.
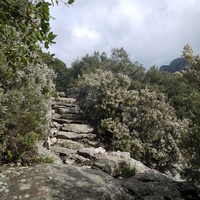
[0,164,132,200]
[0,164,191,200]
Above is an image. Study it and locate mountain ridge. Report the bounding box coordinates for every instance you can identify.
[160,57,187,73]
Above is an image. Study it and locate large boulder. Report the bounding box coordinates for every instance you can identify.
[94,157,135,177]
[1,164,196,200]
[120,176,183,200]
[0,164,133,200]
[93,155,174,182]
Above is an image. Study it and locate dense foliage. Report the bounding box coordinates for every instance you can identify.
[68,48,146,89]
[66,46,200,181]
[41,52,70,92]
[0,0,73,165]
[1,0,200,184]
[180,45,200,181]
[77,69,188,170]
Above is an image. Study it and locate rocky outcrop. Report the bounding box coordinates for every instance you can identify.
[0,164,199,200]
[160,57,187,73]
[0,91,199,199]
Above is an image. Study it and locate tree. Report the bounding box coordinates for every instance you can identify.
[180,45,200,182]
[143,45,200,181]
[0,52,55,164]
[41,52,70,92]
[0,0,74,92]
[144,66,193,120]
[1,0,51,69]
[106,48,146,83]
[182,44,200,92]
[69,51,105,86]
[0,0,74,164]
[69,48,146,89]
[181,45,200,127]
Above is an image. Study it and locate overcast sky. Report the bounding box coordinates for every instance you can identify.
[47,0,200,69]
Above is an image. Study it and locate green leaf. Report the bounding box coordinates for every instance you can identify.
[29,3,35,11]
[44,41,49,49]
[48,32,57,41]
[35,2,43,8]
[68,0,74,4]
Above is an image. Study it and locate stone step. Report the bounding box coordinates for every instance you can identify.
[55,131,96,140]
[55,131,83,139]
[50,146,76,157]
[52,118,84,124]
[53,113,84,120]
[61,113,84,120]
[61,123,94,133]
[55,97,77,105]
[82,139,104,148]
[76,147,106,159]
[55,139,84,150]
[70,154,88,163]
[52,104,77,109]
[55,107,82,114]
[78,147,95,158]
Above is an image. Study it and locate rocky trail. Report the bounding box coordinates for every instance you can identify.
[0,92,199,200]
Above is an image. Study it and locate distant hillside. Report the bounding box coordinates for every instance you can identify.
[160,57,187,73]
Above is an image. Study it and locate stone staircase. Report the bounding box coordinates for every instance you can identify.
[42,92,178,179]
[45,92,104,165]
[36,92,199,199]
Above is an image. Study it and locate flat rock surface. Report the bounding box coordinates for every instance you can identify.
[0,164,132,200]
[55,131,84,139]
[0,164,189,200]
[61,123,94,133]
[50,146,76,156]
[56,107,81,114]
[78,147,95,158]
[55,97,77,105]
[56,139,84,150]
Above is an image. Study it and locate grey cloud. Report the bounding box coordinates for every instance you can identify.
[48,0,200,69]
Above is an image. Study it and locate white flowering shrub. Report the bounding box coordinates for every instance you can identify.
[180,45,200,182]
[77,69,189,169]
[0,53,55,164]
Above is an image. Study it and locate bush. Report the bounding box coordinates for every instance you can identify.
[77,69,189,170]
[0,56,55,165]
[0,0,60,165]
[123,163,137,177]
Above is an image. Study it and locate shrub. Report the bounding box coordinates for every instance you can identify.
[77,69,189,170]
[0,57,55,165]
[123,163,137,178]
